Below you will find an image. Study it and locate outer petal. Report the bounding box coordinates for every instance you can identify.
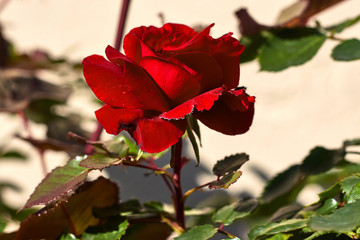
[95,105,144,135]
[133,117,186,153]
[160,86,225,120]
[83,50,169,112]
[140,56,201,105]
[194,89,255,135]
[167,24,245,89]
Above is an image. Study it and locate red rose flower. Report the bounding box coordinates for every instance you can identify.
[83,23,255,153]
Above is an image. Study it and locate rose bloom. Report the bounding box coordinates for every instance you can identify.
[83,23,255,153]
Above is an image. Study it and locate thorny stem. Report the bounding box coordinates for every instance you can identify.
[172,140,185,229]
[84,0,132,155]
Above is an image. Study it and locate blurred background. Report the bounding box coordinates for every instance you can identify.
[0,0,359,234]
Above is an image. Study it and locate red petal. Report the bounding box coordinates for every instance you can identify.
[168,24,244,89]
[174,52,223,92]
[83,50,169,112]
[123,33,157,63]
[194,89,255,135]
[160,86,225,120]
[95,105,144,135]
[133,117,186,153]
[140,56,201,105]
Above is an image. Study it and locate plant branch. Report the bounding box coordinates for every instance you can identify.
[183,182,212,202]
[218,223,237,238]
[172,140,185,229]
[122,161,173,179]
[114,0,132,51]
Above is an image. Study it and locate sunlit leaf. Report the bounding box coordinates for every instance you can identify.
[60,233,78,240]
[212,199,258,225]
[266,233,291,240]
[248,219,307,240]
[317,183,341,203]
[209,171,242,189]
[174,224,218,240]
[332,38,360,61]
[16,177,119,240]
[82,220,128,240]
[22,156,90,209]
[340,176,360,203]
[308,200,360,232]
[80,154,124,169]
[259,33,326,71]
[315,198,338,216]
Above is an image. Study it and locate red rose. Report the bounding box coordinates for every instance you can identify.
[83,23,255,153]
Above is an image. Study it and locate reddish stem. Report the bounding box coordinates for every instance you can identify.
[172,140,185,229]
[114,0,132,51]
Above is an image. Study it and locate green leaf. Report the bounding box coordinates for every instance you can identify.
[22,156,90,209]
[261,165,303,203]
[315,198,338,215]
[212,199,258,225]
[259,33,326,71]
[209,171,242,189]
[248,219,307,240]
[325,14,360,33]
[0,150,26,161]
[80,154,123,169]
[0,218,6,233]
[60,233,78,240]
[308,200,360,232]
[174,224,218,240]
[144,201,164,212]
[82,220,129,240]
[340,176,360,203]
[332,38,360,61]
[213,153,248,177]
[317,183,341,203]
[186,116,201,165]
[265,233,291,240]
[347,181,360,204]
[17,177,119,240]
[239,34,267,63]
[300,146,343,175]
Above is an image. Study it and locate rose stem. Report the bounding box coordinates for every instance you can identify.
[172,140,185,229]
[85,0,132,155]
[114,0,132,51]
